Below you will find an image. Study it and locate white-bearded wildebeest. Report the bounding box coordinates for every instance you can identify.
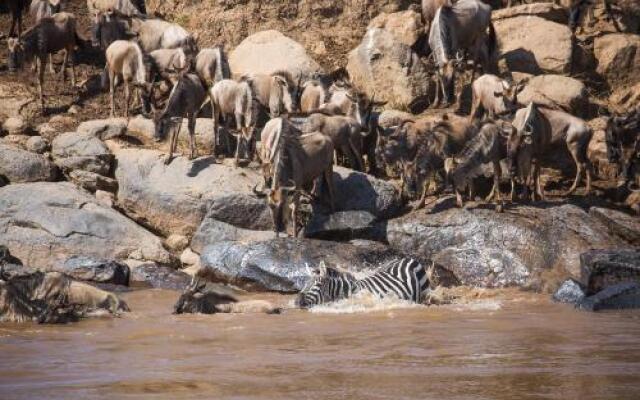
[469,74,524,122]
[246,71,296,118]
[3,0,29,38]
[153,73,207,164]
[254,126,335,237]
[446,120,513,208]
[210,78,256,164]
[104,40,152,117]
[7,12,80,113]
[428,0,496,107]
[508,102,593,201]
[605,107,640,188]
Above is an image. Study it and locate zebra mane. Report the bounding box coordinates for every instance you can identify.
[324,266,356,281]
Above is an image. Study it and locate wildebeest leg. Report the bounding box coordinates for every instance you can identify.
[69,49,76,87]
[188,113,197,160]
[109,69,117,117]
[440,74,449,107]
[48,54,55,74]
[165,123,181,164]
[124,81,130,118]
[432,74,441,108]
[510,178,517,202]
[210,96,218,156]
[37,57,45,114]
[486,160,502,202]
[533,159,544,201]
[324,168,336,212]
[234,118,243,166]
[291,195,298,238]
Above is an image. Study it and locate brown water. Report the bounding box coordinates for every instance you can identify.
[1,289,639,400]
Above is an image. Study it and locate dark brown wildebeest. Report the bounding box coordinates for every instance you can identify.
[606,107,640,188]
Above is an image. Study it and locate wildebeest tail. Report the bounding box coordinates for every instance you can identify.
[487,22,497,59]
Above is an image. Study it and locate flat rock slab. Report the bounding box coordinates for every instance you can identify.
[0,182,173,269]
[387,204,626,289]
[198,238,399,292]
[51,131,113,175]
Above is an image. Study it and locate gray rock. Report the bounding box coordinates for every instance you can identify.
[552,279,586,305]
[53,256,130,285]
[492,2,567,24]
[387,205,626,289]
[578,283,640,311]
[127,116,215,153]
[129,263,192,290]
[25,136,49,154]
[68,170,118,193]
[517,75,589,117]
[0,144,58,183]
[198,238,399,292]
[347,27,430,111]
[0,182,173,269]
[589,207,640,246]
[51,132,113,176]
[303,210,382,241]
[76,118,127,140]
[579,249,640,295]
[191,219,274,253]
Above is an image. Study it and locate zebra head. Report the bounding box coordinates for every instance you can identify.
[296,262,354,309]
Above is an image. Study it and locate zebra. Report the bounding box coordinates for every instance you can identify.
[296,258,431,309]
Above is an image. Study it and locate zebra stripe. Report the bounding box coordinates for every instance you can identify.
[296,258,430,308]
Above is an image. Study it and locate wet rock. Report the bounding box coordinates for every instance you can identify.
[129,263,192,290]
[303,210,382,241]
[68,170,118,193]
[579,249,640,295]
[347,27,430,111]
[198,238,399,292]
[387,205,626,289]
[0,182,173,269]
[0,144,58,183]
[165,234,189,252]
[589,207,640,245]
[578,283,640,311]
[492,2,567,24]
[368,10,423,47]
[552,279,586,304]
[52,256,130,286]
[2,117,28,135]
[229,30,323,80]
[76,118,127,140]
[51,131,113,176]
[25,136,49,154]
[494,16,573,75]
[517,75,589,117]
[594,33,640,89]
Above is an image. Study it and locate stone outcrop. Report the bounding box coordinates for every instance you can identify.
[51,131,113,176]
[594,33,640,88]
[0,144,58,183]
[517,74,589,117]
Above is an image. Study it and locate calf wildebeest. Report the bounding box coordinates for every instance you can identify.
[508,102,593,201]
[7,12,80,113]
[605,107,640,188]
[104,40,152,117]
[246,71,295,118]
[428,0,496,107]
[0,266,129,323]
[446,121,512,208]
[153,73,207,164]
[210,78,256,164]
[3,0,29,38]
[254,126,335,237]
[469,74,523,122]
[174,279,281,315]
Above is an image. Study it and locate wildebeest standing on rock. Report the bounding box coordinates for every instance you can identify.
[469,74,524,122]
[246,71,295,119]
[195,46,230,88]
[153,73,208,164]
[428,0,496,107]
[104,40,152,117]
[7,12,80,113]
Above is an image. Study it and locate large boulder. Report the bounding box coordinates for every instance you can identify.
[494,16,573,75]
[51,256,130,286]
[51,131,113,176]
[594,33,640,88]
[368,10,424,47]
[347,28,430,111]
[492,2,567,24]
[0,144,58,183]
[517,74,589,117]
[197,238,399,292]
[387,205,627,290]
[0,182,173,269]
[579,249,640,295]
[578,283,640,311]
[229,30,323,80]
[76,118,127,140]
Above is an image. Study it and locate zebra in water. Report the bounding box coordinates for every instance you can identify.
[296,258,431,308]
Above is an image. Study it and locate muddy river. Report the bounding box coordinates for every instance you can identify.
[1,289,639,399]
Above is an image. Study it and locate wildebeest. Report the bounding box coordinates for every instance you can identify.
[104,40,152,117]
[508,102,593,201]
[259,116,302,184]
[446,121,511,207]
[428,0,496,107]
[210,78,256,164]
[7,12,80,113]
[29,0,63,74]
[3,0,29,38]
[254,126,335,237]
[174,279,281,315]
[149,47,189,79]
[469,74,523,122]
[153,73,207,164]
[605,107,640,188]
[91,10,132,49]
[87,0,144,18]
[129,16,198,55]
[195,46,230,88]
[421,0,452,50]
[299,78,328,114]
[246,71,295,118]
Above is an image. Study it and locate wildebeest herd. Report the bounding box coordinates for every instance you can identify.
[2,0,639,239]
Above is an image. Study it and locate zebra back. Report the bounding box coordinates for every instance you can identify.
[357,258,429,303]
